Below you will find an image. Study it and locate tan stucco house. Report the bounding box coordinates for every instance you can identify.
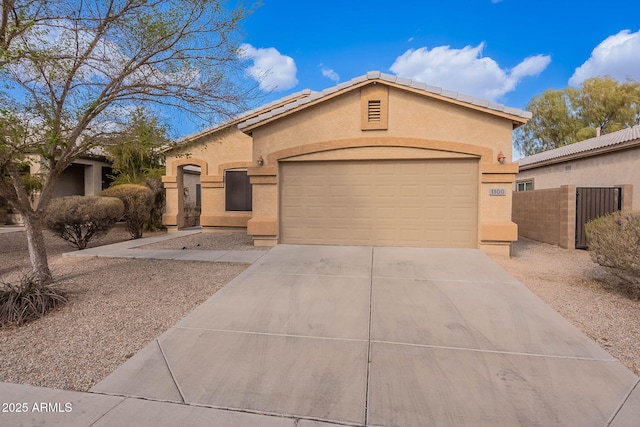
[3,154,113,225]
[516,125,640,209]
[163,72,530,256]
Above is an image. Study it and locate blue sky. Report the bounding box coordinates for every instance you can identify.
[233,0,640,117]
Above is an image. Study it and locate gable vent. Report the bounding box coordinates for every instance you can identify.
[368,100,381,122]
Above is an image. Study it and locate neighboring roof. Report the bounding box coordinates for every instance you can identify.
[238,71,532,131]
[518,125,640,170]
[165,88,315,151]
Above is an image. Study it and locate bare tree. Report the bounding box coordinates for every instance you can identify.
[0,0,257,286]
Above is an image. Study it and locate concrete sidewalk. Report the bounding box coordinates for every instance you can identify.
[2,245,639,426]
[62,229,268,264]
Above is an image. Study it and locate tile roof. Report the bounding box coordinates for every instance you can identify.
[238,71,532,130]
[517,125,640,168]
[173,89,315,145]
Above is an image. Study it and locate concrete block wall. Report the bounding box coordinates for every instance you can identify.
[512,185,576,249]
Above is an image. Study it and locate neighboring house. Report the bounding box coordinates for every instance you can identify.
[5,154,113,225]
[516,125,640,209]
[513,125,639,249]
[163,71,530,256]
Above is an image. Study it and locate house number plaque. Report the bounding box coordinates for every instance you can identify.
[489,188,507,196]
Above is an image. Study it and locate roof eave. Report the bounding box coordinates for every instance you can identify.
[518,138,640,170]
[163,90,314,153]
[239,78,531,133]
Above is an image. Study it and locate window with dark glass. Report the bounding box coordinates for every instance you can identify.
[225,170,252,211]
[516,180,534,192]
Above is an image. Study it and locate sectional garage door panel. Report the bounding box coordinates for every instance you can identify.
[280,159,478,247]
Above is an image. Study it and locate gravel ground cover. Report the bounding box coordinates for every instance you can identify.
[1,230,638,392]
[491,238,640,375]
[137,229,261,251]
[0,227,249,391]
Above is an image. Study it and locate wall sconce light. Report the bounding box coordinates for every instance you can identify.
[257,156,264,166]
[497,151,506,164]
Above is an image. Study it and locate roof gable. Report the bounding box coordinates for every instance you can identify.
[518,124,640,169]
[238,71,531,132]
[165,89,315,151]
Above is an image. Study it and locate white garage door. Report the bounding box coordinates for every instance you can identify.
[280,159,478,247]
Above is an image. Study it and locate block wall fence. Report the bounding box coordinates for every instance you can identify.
[512,184,633,249]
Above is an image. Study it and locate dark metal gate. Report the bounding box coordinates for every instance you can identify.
[575,187,622,249]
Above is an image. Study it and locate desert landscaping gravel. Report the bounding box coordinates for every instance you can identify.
[1,229,638,393]
[138,229,262,251]
[0,227,249,391]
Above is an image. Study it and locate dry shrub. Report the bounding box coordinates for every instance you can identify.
[44,196,124,250]
[586,210,640,299]
[0,273,67,327]
[101,184,153,239]
[144,177,165,231]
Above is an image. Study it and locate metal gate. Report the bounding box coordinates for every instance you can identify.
[575,187,622,249]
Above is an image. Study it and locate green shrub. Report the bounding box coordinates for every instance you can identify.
[101,184,153,239]
[0,272,67,327]
[586,210,640,299]
[44,196,124,250]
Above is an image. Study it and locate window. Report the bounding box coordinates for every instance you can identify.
[225,170,252,211]
[516,180,534,192]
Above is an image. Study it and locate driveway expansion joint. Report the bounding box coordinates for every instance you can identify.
[171,326,369,343]
[156,338,186,404]
[606,377,640,426]
[364,247,374,426]
[371,339,619,362]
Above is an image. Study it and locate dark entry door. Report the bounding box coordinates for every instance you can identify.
[575,187,621,249]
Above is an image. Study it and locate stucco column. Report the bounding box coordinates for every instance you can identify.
[84,163,104,196]
[618,184,633,211]
[558,185,576,249]
[479,162,519,256]
[199,175,223,230]
[247,166,278,246]
[162,174,184,232]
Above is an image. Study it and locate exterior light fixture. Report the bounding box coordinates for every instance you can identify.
[257,156,264,166]
[497,151,506,164]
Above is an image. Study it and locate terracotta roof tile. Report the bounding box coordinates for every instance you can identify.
[518,125,640,168]
[238,71,531,130]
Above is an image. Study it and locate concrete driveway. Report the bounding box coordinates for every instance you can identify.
[92,245,639,426]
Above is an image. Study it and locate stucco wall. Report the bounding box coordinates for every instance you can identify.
[517,148,640,209]
[512,186,576,249]
[247,82,520,255]
[163,126,253,230]
[251,87,514,163]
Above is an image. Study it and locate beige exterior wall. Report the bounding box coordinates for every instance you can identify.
[517,148,640,209]
[246,82,521,255]
[251,87,514,163]
[8,155,111,225]
[162,127,252,231]
[26,154,110,198]
[512,186,576,249]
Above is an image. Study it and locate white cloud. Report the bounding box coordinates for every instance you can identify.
[389,43,550,101]
[569,30,640,86]
[321,66,340,83]
[238,43,298,92]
